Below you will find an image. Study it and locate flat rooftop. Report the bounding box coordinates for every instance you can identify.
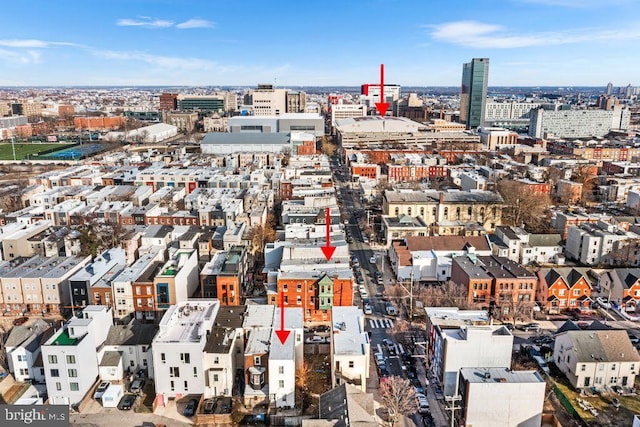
[426,307,490,327]
[332,307,368,356]
[154,300,219,343]
[460,367,544,384]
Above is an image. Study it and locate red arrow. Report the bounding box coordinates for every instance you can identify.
[275,290,291,344]
[321,207,336,261]
[374,63,389,116]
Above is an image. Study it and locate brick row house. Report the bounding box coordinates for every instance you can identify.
[451,255,537,319]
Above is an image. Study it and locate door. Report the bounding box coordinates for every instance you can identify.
[584,377,591,387]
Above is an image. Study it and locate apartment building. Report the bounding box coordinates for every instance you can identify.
[243,305,275,407]
[100,320,157,380]
[598,269,640,312]
[152,300,220,400]
[269,306,303,408]
[565,221,637,265]
[41,306,113,406]
[425,307,512,397]
[1,220,52,260]
[492,226,563,266]
[457,368,545,427]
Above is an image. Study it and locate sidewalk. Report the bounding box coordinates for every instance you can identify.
[415,350,448,427]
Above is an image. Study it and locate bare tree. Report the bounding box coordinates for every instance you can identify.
[416,281,470,309]
[247,213,277,257]
[295,362,312,410]
[497,180,552,231]
[380,376,417,427]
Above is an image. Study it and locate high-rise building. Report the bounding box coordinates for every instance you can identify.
[606,82,614,96]
[460,58,490,129]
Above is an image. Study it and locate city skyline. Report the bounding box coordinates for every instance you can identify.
[0,0,639,87]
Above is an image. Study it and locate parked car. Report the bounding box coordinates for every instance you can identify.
[521,323,541,332]
[374,353,386,368]
[130,379,144,393]
[93,381,110,401]
[502,322,514,331]
[422,413,436,427]
[364,303,372,314]
[118,394,136,410]
[184,398,198,417]
[415,393,430,413]
[12,317,28,326]
[306,335,327,344]
[370,256,376,264]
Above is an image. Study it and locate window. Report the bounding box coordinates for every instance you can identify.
[161,353,166,363]
[70,382,79,391]
[50,369,59,377]
[68,369,77,378]
[170,367,180,377]
[214,357,219,364]
[348,361,354,368]
[180,353,191,364]
[279,380,284,388]
[48,355,58,364]
[170,380,175,391]
[444,207,448,219]
[279,366,284,374]
[66,355,76,364]
[213,374,219,381]
[573,289,580,296]
[581,364,586,372]
[610,377,618,384]
[193,367,197,377]
[56,382,62,391]
[612,364,616,371]
[184,381,188,389]
[254,356,261,366]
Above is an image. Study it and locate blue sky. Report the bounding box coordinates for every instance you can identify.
[0,0,638,87]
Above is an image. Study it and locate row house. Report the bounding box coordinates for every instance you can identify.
[133,249,199,320]
[68,247,126,309]
[199,246,249,304]
[553,211,611,240]
[152,300,219,401]
[0,255,91,315]
[451,255,537,319]
[275,270,353,322]
[203,306,247,398]
[598,269,640,312]
[242,305,274,407]
[536,268,593,313]
[1,220,52,261]
[389,235,492,283]
[111,251,161,319]
[5,319,53,382]
[513,178,551,195]
[41,306,113,406]
[100,321,158,381]
[383,189,503,235]
[350,163,380,180]
[554,330,640,391]
[387,164,448,183]
[492,226,564,266]
[565,221,637,266]
[331,307,370,393]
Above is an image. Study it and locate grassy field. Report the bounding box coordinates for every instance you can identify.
[0,143,72,160]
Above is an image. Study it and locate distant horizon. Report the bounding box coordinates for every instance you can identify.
[0,84,615,89]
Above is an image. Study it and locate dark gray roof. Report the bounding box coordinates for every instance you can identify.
[318,383,376,427]
[213,305,246,329]
[100,351,122,367]
[104,321,158,346]
[5,319,51,349]
[560,330,640,363]
[201,132,291,145]
[528,233,562,247]
[204,327,236,354]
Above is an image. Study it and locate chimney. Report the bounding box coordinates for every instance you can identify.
[439,192,444,203]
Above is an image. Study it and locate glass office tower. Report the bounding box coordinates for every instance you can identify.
[460,58,489,130]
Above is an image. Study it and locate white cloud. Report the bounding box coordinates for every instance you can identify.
[176,19,215,29]
[93,49,220,71]
[0,48,41,64]
[116,18,174,28]
[427,20,640,48]
[0,39,80,48]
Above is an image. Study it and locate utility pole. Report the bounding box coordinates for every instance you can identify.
[409,268,414,323]
[445,394,462,427]
[11,136,16,161]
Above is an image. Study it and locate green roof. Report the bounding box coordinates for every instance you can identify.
[53,330,78,346]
